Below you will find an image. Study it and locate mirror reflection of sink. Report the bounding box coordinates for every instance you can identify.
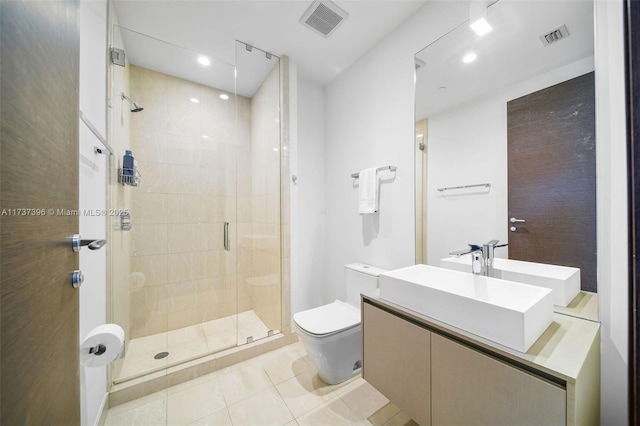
[440,255,580,307]
[379,265,553,353]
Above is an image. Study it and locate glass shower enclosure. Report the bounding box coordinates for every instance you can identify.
[108,27,282,384]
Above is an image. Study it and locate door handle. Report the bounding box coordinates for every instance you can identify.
[72,234,107,251]
[509,217,526,223]
[224,222,230,251]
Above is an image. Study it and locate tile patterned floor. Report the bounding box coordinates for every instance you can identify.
[114,311,273,382]
[105,341,417,426]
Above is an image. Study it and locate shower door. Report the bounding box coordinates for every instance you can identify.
[234,41,282,344]
[107,27,282,384]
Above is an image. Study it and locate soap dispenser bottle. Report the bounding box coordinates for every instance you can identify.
[123,150,134,176]
[471,251,482,275]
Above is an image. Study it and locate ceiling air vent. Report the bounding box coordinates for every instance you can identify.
[539,24,570,47]
[300,0,349,38]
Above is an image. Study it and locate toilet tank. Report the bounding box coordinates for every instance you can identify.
[344,263,388,308]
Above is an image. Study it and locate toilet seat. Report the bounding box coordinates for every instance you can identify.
[294,300,360,336]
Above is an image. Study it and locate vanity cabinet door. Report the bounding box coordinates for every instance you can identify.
[431,334,566,426]
[362,303,431,425]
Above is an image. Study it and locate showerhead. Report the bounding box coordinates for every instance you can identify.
[121,92,144,112]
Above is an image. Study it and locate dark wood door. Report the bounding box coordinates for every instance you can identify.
[507,72,596,292]
[1,1,80,424]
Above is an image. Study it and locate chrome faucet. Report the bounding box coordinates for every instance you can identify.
[449,239,508,277]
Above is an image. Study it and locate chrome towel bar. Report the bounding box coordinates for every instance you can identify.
[351,165,397,179]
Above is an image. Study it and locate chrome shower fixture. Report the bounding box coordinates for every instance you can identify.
[121,92,144,112]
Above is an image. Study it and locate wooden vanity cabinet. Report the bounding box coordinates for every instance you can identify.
[431,333,565,425]
[362,302,431,425]
[362,297,599,426]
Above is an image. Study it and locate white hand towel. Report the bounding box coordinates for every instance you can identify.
[358,168,379,214]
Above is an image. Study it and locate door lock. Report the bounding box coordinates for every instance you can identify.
[72,270,84,288]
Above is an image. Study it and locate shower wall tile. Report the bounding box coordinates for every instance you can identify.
[237,198,252,223]
[200,197,225,224]
[201,90,235,120]
[267,160,280,193]
[200,169,226,197]
[131,193,168,224]
[137,162,168,194]
[131,255,169,288]
[236,121,251,146]
[165,165,198,195]
[167,281,197,313]
[167,223,198,253]
[167,194,203,224]
[131,285,168,322]
[253,167,267,196]
[167,252,198,283]
[237,172,251,197]
[130,66,169,104]
[201,118,233,146]
[203,250,226,278]
[130,98,167,133]
[225,197,236,221]
[198,140,226,170]
[197,223,224,251]
[131,130,167,163]
[267,194,280,225]
[132,224,168,256]
[249,63,283,334]
[237,97,251,122]
[166,133,198,166]
[130,313,169,339]
[167,78,202,108]
[168,308,200,331]
[167,103,200,137]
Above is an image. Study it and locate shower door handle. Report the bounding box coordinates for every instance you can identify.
[224,222,230,251]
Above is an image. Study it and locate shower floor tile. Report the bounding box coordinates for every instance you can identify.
[114,310,271,382]
[106,342,416,426]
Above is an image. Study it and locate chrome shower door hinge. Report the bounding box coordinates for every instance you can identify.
[110,47,125,67]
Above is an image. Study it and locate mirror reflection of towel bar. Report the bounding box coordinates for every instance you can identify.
[351,165,397,179]
[437,183,491,192]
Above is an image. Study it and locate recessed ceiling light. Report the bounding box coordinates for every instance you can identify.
[469,1,493,36]
[219,94,229,100]
[272,148,279,152]
[470,18,492,36]
[202,135,209,139]
[197,56,211,66]
[462,52,477,64]
[190,97,200,103]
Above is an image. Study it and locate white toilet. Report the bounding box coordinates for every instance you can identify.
[293,263,387,384]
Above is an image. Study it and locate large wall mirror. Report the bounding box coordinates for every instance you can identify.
[414,0,598,321]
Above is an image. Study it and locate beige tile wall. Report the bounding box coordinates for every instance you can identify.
[248,63,282,333]
[128,65,252,339]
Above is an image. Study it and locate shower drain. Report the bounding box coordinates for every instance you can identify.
[154,352,169,360]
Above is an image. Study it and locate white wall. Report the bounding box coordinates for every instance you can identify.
[594,1,628,423]
[324,1,628,423]
[426,57,594,265]
[291,71,328,315]
[324,0,467,301]
[79,0,108,425]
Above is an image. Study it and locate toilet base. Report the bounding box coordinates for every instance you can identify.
[296,324,362,385]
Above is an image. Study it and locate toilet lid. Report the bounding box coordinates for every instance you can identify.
[294,300,360,336]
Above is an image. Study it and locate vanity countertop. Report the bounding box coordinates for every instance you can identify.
[362,289,600,384]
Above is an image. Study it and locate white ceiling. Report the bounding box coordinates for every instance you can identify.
[415,1,594,119]
[113,0,426,96]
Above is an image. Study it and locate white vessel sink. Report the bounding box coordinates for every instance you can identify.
[440,256,580,307]
[379,265,553,352]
